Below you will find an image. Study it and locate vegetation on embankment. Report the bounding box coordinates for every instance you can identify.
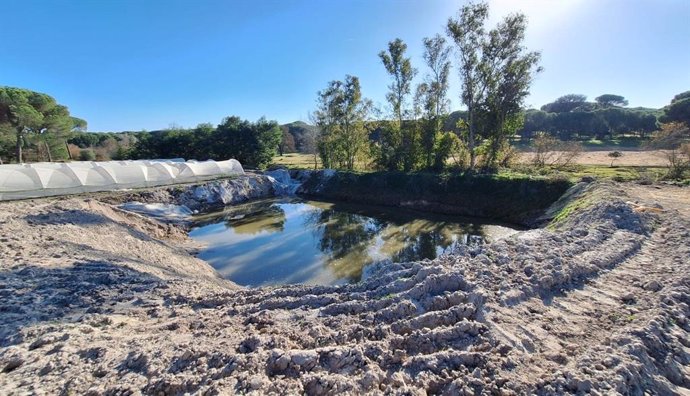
[298,171,574,225]
[276,151,690,184]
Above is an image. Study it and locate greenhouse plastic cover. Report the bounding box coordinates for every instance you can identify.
[0,159,244,201]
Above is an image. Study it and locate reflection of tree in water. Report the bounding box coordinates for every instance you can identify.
[390,221,484,262]
[190,198,502,286]
[194,200,286,235]
[301,203,490,282]
[392,228,442,262]
[302,204,487,282]
[305,208,383,257]
[303,208,383,282]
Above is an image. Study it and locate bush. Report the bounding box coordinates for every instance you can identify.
[79,149,96,161]
[531,132,582,169]
[498,144,520,168]
[608,151,623,167]
[665,143,690,180]
[648,123,690,180]
[111,146,131,160]
[433,132,462,171]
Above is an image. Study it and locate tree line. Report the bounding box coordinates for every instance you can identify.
[519,94,660,140]
[0,85,283,168]
[128,117,281,168]
[54,88,690,172]
[312,1,542,172]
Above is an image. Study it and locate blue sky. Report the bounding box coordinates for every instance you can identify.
[2,0,689,131]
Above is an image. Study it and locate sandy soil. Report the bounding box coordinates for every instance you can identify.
[0,182,688,395]
[519,149,672,167]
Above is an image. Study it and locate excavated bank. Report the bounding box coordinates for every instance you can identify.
[295,171,574,225]
[0,181,688,395]
[97,173,286,213]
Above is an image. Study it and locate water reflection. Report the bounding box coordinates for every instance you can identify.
[189,198,518,287]
[194,200,287,234]
[303,207,383,283]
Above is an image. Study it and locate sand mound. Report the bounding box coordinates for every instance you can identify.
[0,182,688,395]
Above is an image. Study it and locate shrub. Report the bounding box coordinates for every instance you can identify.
[648,123,690,180]
[79,149,96,161]
[498,144,520,168]
[531,132,582,169]
[608,151,623,167]
[665,143,690,180]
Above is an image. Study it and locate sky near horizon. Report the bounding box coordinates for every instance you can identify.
[2,0,689,132]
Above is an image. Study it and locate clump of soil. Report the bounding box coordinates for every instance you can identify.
[0,182,688,395]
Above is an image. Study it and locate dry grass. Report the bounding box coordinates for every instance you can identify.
[271,153,370,170]
[519,149,672,167]
[275,149,672,170]
[271,153,321,169]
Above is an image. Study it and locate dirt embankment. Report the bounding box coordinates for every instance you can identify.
[97,173,282,212]
[296,171,574,226]
[0,182,688,395]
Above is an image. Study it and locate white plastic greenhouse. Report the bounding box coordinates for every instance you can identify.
[0,159,244,201]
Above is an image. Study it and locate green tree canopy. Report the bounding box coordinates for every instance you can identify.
[415,34,452,169]
[313,75,372,170]
[378,38,418,171]
[129,118,280,169]
[540,94,588,113]
[379,38,417,124]
[0,86,84,163]
[213,117,282,169]
[595,94,628,108]
[479,12,541,168]
[447,1,490,169]
[661,90,690,126]
[448,1,541,169]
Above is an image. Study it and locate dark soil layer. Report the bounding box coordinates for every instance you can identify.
[298,171,574,226]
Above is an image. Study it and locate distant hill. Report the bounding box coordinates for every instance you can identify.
[281,121,319,152]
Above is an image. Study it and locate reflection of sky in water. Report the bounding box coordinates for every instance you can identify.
[189,198,519,287]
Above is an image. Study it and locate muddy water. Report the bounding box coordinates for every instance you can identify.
[189,198,519,287]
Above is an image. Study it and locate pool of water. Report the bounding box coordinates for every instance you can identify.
[189,198,519,287]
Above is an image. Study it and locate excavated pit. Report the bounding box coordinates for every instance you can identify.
[0,175,688,395]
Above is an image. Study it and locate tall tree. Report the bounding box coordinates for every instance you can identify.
[447,2,490,170]
[304,115,322,170]
[479,12,541,168]
[595,94,628,108]
[0,87,83,163]
[416,34,452,169]
[314,75,372,170]
[378,38,418,170]
[278,126,296,155]
[379,38,417,125]
[448,2,540,170]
